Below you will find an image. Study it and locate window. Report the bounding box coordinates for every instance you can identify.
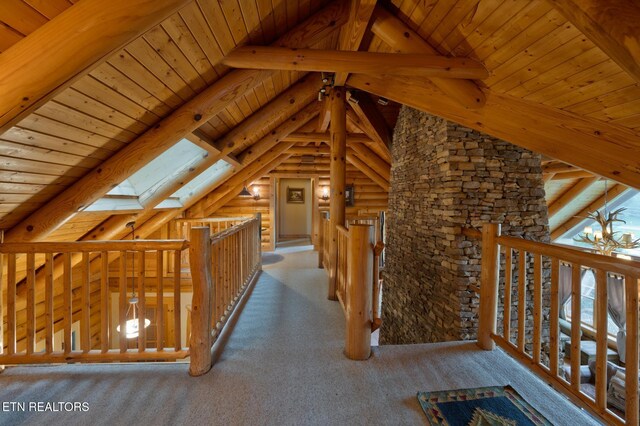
[83,139,231,212]
[564,269,619,336]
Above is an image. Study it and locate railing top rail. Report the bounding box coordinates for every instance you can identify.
[174,217,249,223]
[210,217,258,243]
[0,239,189,253]
[462,227,640,277]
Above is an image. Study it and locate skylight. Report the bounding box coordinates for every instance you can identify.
[84,139,226,213]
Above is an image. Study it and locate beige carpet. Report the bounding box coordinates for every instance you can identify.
[0,246,600,425]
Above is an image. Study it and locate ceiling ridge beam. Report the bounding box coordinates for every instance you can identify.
[5,0,349,242]
[334,0,378,86]
[347,73,640,189]
[370,6,486,109]
[0,0,193,135]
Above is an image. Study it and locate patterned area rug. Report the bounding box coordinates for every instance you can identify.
[417,386,551,425]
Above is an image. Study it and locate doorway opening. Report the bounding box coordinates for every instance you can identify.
[276,178,313,248]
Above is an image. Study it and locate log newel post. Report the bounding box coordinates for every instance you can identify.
[328,86,347,300]
[188,227,213,376]
[478,223,501,351]
[345,224,374,360]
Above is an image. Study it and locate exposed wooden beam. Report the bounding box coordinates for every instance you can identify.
[223,47,489,79]
[349,142,390,181]
[4,1,348,242]
[287,146,330,155]
[185,132,241,168]
[0,0,192,134]
[370,6,486,109]
[317,97,332,132]
[282,132,371,144]
[346,150,389,191]
[212,75,321,154]
[543,173,556,183]
[543,162,581,174]
[347,73,640,190]
[549,0,640,84]
[551,184,628,240]
[334,0,378,85]
[550,171,598,181]
[236,102,320,164]
[347,91,392,160]
[547,177,600,217]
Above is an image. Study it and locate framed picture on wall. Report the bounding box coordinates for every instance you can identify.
[345,185,354,207]
[287,187,305,203]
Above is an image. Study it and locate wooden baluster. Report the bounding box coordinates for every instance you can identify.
[214,242,222,327]
[517,250,526,352]
[63,252,72,355]
[26,252,35,355]
[157,250,164,351]
[624,274,639,425]
[594,269,608,412]
[345,224,374,360]
[570,263,582,392]
[174,249,181,351]
[81,252,91,353]
[478,224,501,351]
[188,227,213,376]
[119,252,127,353]
[45,253,54,354]
[100,251,109,353]
[6,253,15,355]
[533,253,542,364]
[550,258,560,377]
[224,236,230,311]
[0,251,3,368]
[137,250,146,352]
[504,248,512,343]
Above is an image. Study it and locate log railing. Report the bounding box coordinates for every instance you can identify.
[467,224,640,426]
[0,240,191,364]
[320,212,331,270]
[173,217,249,240]
[335,225,349,310]
[188,216,262,376]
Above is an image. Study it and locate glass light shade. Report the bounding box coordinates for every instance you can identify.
[116,318,151,339]
[594,231,603,240]
[583,226,593,235]
[253,188,260,197]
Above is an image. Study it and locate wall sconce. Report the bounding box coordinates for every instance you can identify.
[252,187,261,201]
[320,187,329,201]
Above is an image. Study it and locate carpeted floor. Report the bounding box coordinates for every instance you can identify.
[0,247,600,425]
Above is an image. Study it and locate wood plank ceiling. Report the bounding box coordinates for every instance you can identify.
[0,0,638,243]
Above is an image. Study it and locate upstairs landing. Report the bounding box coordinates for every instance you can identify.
[0,246,598,425]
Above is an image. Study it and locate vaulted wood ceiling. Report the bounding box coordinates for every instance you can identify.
[0,0,639,244]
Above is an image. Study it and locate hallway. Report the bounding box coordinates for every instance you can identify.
[0,247,598,425]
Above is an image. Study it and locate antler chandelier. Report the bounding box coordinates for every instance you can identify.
[574,181,640,256]
[574,207,640,256]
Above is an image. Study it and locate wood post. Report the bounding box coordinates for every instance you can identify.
[189,227,213,376]
[345,224,373,360]
[318,211,327,268]
[255,213,262,268]
[624,274,639,425]
[477,223,501,350]
[328,87,347,300]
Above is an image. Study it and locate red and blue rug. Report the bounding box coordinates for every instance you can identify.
[417,386,551,425]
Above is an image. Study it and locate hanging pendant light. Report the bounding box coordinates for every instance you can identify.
[116,221,151,339]
[574,180,640,256]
